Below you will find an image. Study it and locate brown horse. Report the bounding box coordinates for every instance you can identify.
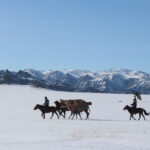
[34,104,59,119]
[123,105,149,120]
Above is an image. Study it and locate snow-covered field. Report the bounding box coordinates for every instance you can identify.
[0,85,150,150]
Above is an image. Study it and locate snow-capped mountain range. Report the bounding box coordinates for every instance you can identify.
[0,69,150,94]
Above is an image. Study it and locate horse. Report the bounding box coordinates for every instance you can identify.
[34,104,59,119]
[123,105,149,120]
[54,101,69,118]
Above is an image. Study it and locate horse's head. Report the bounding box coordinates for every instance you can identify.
[54,101,60,106]
[123,105,129,110]
[34,104,40,110]
[54,100,59,104]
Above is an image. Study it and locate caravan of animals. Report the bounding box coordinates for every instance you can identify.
[34,92,150,121]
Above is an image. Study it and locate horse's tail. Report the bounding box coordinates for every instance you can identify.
[144,109,150,115]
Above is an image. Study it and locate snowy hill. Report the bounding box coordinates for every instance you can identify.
[0,69,150,93]
[0,85,150,150]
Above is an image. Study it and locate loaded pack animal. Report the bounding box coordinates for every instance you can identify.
[34,104,59,119]
[123,105,149,120]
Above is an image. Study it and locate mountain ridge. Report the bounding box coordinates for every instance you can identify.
[0,69,150,94]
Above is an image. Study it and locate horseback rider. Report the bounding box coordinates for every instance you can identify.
[130,91,142,109]
[43,96,49,107]
[131,96,137,108]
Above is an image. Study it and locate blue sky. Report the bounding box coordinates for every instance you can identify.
[0,0,150,72]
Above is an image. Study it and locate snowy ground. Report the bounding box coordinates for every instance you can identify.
[0,85,150,150]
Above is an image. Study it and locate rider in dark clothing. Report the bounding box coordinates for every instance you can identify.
[43,96,49,107]
[131,97,137,108]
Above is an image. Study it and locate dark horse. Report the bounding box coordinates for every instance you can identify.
[54,101,69,118]
[34,104,59,119]
[123,105,149,120]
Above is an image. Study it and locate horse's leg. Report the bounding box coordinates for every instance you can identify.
[78,113,82,120]
[71,113,76,120]
[87,111,89,120]
[61,110,65,118]
[57,110,60,116]
[131,114,136,120]
[50,112,54,119]
[58,110,63,118]
[138,114,141,120]
[76,113,78,119]
[60,110,65,118]
[141,113,146,120]
[41,113,43,118]
[85,110,89,120]
[68,112,73,119]
[130,115,132,120]
[59,110,62,116]
[55,111,59,119]
[63,111,66,119]
[41,113,45,119]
